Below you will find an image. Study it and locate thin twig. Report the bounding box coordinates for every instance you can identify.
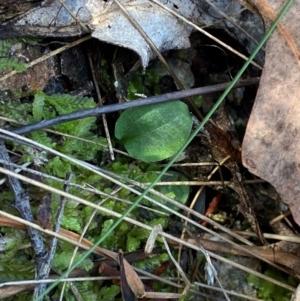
[87,54,115,160]
[0,129,264,254]
[0,116,128,156]
[0,164,294,280]
[0,208,295,292]
[5,78,259,136]
[0,141,47,299]
[36,173,73,295]
[0,128,262,246]
[150,0,263,70]
[0,129,293,277]
[0,160,168,216]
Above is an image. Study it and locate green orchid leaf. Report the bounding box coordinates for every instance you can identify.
[115,101,192,162]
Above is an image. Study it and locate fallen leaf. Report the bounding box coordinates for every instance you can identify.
[242,0,300,225]
[144,224,162,255]
[119,251,136,301]
[119,249,145,300]
[36,193,52,229]
[1,0,200,68]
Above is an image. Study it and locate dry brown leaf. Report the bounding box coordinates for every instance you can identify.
[119,250,145,299]
[242,0,300,225]
[36,193,52,229]
[119,250,139,301]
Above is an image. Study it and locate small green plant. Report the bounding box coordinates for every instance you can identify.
[115,101,193,162]
[8,91,108,165]
[247,267,296,301]
[0,38,27,72]
[115,65,193,162]
[136,170,189,212]
[126,69,161,100]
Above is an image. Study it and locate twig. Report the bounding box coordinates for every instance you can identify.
[0,208,296,292]
[0,160,168,216]
[5,78,259,136]
[0,140,47,299]
[0,132,260,247]
[150,0,263,70]
[87,54,115,161]
[0,130,291,275]
[35,173,73,295]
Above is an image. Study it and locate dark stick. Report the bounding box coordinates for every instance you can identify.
[0,140,48,299]
[35,172,73,296]
[8,78,259,136]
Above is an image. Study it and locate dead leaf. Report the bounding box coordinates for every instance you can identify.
[1,0,200,68]
[118,250,145,299]
[242,0,300,225]
[119,250,139,301]
[36,193,52,229]
[144,224,162,255]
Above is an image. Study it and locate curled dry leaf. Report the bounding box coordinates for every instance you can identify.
[1,0,200,68]
[144,224,162,255]
[36,193,52,229]
[242,0,300,225]
[119,250,145,299]
[119,251,136,301]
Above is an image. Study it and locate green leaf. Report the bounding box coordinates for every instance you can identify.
[32,92,45,122]
[0,57,27,72]
[45,156,72,178]
[0,262,35,282]
[125,226,152,251]
[44,93,95,115]
[126,235,140,252]
[62,215,82,232]
[0,39,14,56]
[53,250,93,271]
[247,268,294,301]
[100,219,115,249]
[99,285,120,301]
[137,170,189,212]
[134,253,168,270]
[115,101,192,162]
[29,131,56,148]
